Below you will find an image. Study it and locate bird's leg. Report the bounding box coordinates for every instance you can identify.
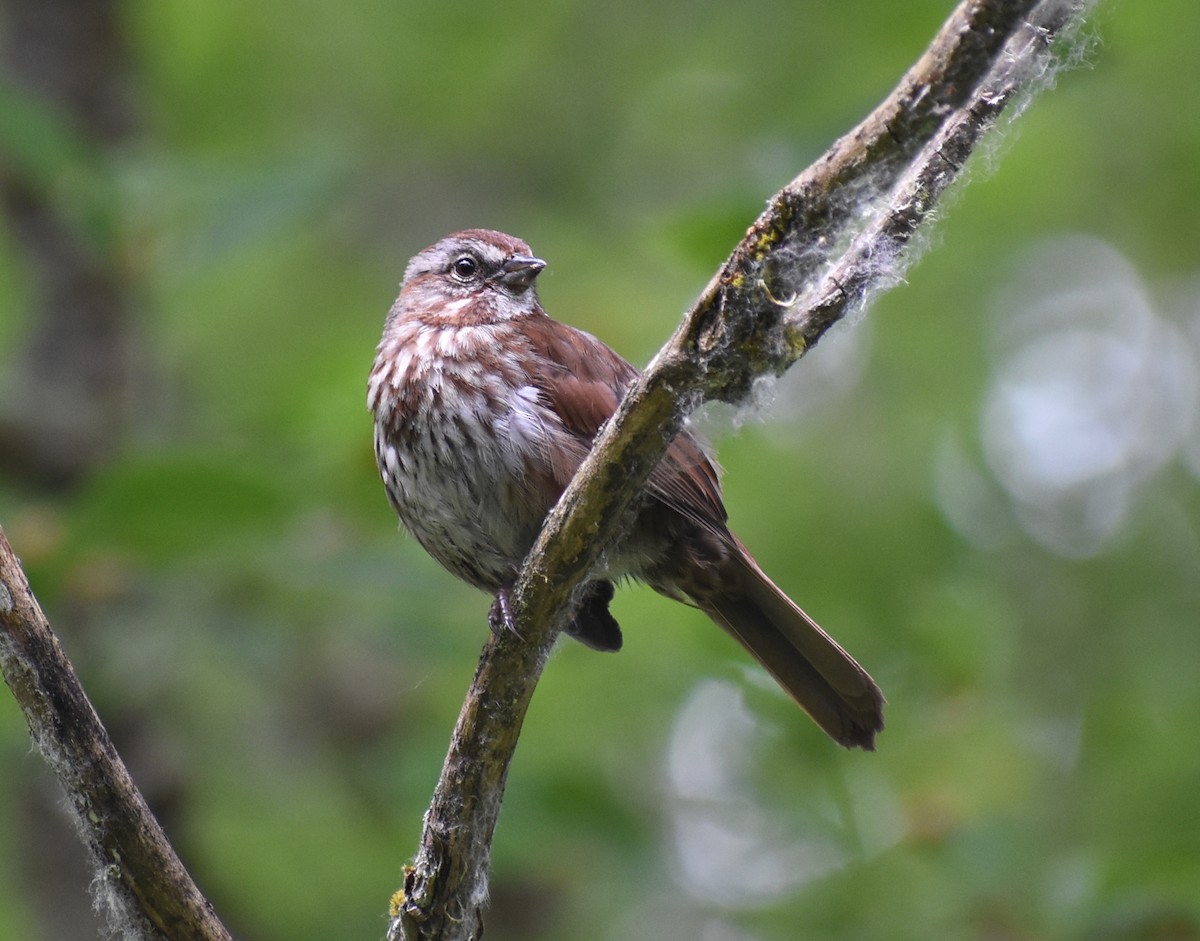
[487,588,522,639]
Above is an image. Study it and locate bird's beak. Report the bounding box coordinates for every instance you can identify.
[497,254,546,292]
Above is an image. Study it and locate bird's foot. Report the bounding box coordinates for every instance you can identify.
[487,589,522,639]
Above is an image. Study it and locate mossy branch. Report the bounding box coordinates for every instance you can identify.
[391,1,1094,940]
[0,527,234,941]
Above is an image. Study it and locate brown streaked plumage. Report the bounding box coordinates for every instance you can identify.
[368,229,884,749]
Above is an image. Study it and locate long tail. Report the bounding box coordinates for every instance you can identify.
[697,542,884,750]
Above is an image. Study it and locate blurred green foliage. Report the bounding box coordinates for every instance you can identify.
[2,1,1199,939]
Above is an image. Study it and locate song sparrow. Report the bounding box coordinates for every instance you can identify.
[368,229,884,749]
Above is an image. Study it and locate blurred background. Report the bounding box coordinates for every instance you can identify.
[2,0,1198,939]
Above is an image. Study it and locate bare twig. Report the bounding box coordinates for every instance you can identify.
[0,528,233,941]
[392,1,1093,939]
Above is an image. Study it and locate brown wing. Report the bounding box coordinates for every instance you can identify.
[523,314,727,532]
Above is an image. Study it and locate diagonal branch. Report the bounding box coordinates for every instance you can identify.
[0,527,234,941]
[392,1,1094,939]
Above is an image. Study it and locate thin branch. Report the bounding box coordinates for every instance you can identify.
[0,527,233,941]
[392,1,1093,939]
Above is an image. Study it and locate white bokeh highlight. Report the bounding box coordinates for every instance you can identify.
[973,236,1198,557]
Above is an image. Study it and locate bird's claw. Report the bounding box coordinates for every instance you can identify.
[487,589,521,639]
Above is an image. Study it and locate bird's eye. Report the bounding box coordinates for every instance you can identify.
[450,255,479,281]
